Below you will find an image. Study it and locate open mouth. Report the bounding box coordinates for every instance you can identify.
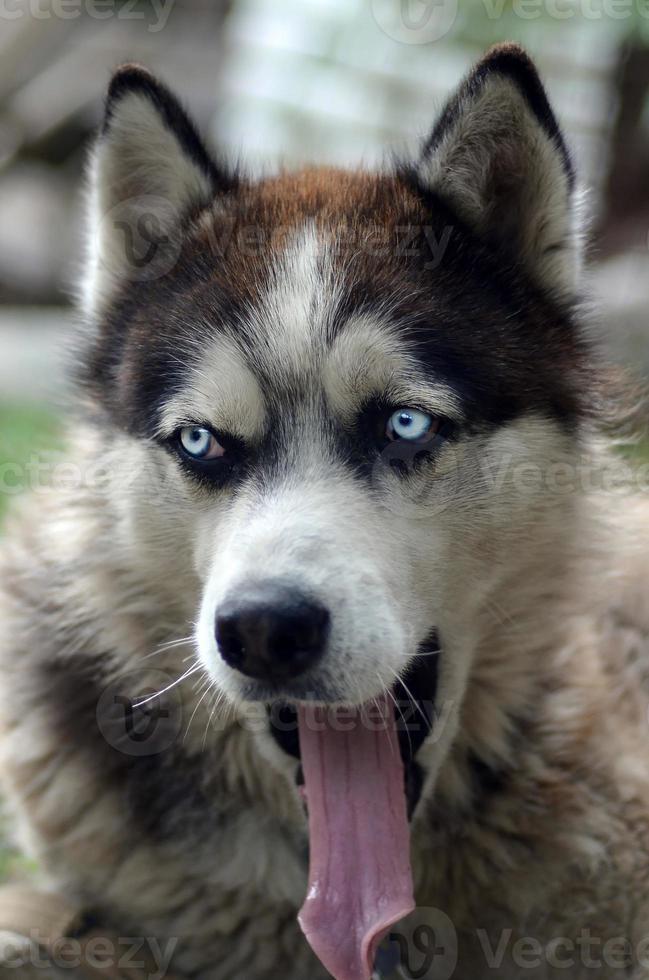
[268,639,440,817]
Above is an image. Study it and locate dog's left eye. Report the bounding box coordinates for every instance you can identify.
[387,408,437,442]
[178,426,225,460]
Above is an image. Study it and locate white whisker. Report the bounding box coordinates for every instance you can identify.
[414,646,444,658]
[383,682,408,761]
[133,663,202,707]
[141,635,194,661]
[203,688,230,750]
[389,666,431,731]
[183,677,212,743]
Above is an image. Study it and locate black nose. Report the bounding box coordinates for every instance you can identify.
[215,584,330,682]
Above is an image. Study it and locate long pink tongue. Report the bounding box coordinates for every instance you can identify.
[297,696,414,980]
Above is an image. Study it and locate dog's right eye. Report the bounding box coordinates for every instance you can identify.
[178,426,225,460]
[168,425,246,486]
[387,408,437,443]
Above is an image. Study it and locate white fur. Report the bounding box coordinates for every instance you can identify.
[158,331,266,442]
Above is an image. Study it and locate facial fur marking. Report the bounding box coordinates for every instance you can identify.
[323,315,463,425]
[158,331,266,442]
[238,222,338,389]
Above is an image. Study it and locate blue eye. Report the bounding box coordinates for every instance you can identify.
[178,426,224,460]
[388,408,437,442]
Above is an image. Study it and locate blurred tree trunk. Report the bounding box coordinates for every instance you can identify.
[598,41,649,257]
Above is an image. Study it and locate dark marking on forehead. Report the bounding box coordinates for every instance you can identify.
[190,167,442,322]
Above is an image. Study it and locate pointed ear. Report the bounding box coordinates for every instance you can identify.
[84,65,233,315]
[414,44,581,296]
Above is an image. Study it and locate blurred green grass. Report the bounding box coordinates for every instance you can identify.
[620,440,649,465]
[0,403,59,879]
[0,403,62,523]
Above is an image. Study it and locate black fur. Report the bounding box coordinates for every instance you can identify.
[82,190,591,445]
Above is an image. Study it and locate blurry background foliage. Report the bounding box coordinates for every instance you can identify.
[0,0,647,508]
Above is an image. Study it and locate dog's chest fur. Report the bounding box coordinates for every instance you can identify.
[2,480,649,980]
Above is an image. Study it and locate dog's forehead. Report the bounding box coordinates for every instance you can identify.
[192,167,431,333]
[163,220,442,436]
[241,221,336,379]
[166,171,443,431]
[106,167,584,437]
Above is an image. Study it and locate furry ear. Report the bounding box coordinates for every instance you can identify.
[415,44,581,296]
[84,65,232,315]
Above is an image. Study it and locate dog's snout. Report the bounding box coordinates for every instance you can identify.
[215,584,330,682]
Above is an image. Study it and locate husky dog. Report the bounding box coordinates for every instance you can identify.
[1,42,649,980]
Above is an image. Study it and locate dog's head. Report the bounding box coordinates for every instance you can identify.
[83,46,591,783]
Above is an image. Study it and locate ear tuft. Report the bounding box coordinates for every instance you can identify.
[102,64,221,189]
[417,44,580,296]
[450,42,574,188]
[104,63,156,125]
[84,67,234,317]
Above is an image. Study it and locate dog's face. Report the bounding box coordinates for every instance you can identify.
[83,47,589,778]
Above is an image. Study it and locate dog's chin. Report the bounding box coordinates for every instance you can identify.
[235,675,345,706]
